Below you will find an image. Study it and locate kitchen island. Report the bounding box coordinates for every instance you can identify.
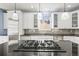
[13,48,66,56]
[11,40,66,56]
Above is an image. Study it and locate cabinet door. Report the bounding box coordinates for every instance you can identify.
[34,14,38,28]
[0,42,8,56]
[0,9,7,36]
[0,10,4,29]
[72,42,78,56]
[54,14,58,27]
[23,13,34,29]
[72,13,78,27]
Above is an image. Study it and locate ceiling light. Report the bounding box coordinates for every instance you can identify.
[12,3,18,20]
[67,5,71,8]
[61,12,69,20]
[45,8,49,11]
[61,3,69,20]
[31,5,33,8]
[12,12,18,20]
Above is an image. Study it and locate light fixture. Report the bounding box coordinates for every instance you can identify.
[12,3,18,20]
[67,5,71,8]
[61,3,69,20]
[31,5,33,8]
[38,3,42,19]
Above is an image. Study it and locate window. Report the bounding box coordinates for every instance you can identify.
[38,12,51,30]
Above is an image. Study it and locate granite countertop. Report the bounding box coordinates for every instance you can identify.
[22,29,79,36]
[0,36,8,44]
[22,29,76,36]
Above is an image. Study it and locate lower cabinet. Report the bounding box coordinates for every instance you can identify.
[57,40,72,56]
[58,40,78,56]
[72,42,78,56]
[0,42,8,56]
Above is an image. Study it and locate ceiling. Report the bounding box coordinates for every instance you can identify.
[0,3,79,12]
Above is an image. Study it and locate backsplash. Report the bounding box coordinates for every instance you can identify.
[23,29,76,36]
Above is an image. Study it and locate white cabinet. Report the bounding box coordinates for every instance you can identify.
[71,10,79,29]
[63,36,79,56]
[0,36,8,56]
[23,13,38,29]
[23,12,73,29]
[0,9,7,29]
[7,10,23,35]
[57,12,72,29]
[23,13,34,29]
[0,9,7,36]
[4,13,8,29]
[51,12,72,29]
[58,40,72,56]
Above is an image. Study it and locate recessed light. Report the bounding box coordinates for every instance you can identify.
[31,5,33,8]
[67,5,71,8]
[61,12,69,20]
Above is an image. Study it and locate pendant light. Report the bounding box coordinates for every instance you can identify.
[61,3,69,20]
[38,3,42,20]
[12,3,18,20]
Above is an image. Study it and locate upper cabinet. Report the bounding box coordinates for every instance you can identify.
[71,10,79,29]
[54,14,58,27]
[0,9,4,29]
[23,11,79,30]
[0,9,7,29]
[72,13,78,27]
[0,9,7,36]
[57,12,72,29]
[34,14,38,28]
[51,12,72,29]
[7,11,23,35]
[23,12,72,30]
[23,13,38,29]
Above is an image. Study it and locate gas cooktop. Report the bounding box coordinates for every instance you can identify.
[18,40,61,49]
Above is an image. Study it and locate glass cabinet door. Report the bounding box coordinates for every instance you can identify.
[54,14,58,27]
[72,13,78,27]
[34,14,38,28]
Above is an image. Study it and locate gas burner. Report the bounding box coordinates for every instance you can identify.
[18,40,61,49]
